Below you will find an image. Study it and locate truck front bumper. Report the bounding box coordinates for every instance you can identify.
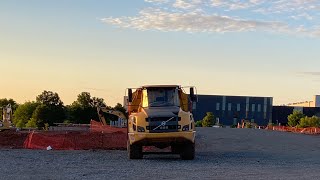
[128,131,196,145]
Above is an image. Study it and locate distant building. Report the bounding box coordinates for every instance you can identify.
[287,95,320,107]
[193,95,273,126]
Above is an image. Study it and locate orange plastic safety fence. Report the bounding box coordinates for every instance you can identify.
[90,120,127,134]
[0,130,29,148]
[23,131,127,150]
[267,126,320,135]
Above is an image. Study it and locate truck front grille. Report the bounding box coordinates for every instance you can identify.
[146,117,181,122]
[146,116,180,133]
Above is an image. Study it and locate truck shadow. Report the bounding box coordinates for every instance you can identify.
[142,151,271,163]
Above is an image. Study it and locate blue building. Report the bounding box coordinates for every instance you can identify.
[272,106,320,125]
[194,95,273,126]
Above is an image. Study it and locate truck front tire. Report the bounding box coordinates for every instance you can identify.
[128,141,143,159]
[180,142,195,160]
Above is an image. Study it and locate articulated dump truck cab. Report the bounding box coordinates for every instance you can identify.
[127,85,197,160]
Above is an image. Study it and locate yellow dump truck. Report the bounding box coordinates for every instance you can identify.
[127,85,196,159]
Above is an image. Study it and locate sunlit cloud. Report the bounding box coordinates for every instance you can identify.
[299,72,320,76]
[102,0,320,36]
[102,8,288,33]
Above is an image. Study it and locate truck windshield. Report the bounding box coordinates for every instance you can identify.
[142,88,180,107]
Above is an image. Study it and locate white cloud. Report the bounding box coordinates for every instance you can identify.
[291,13,313,20]
[173,0,197,9]
[144,0,169,3]
[102,8,288,33]
[210,0,261,10]
[103,0,320,37]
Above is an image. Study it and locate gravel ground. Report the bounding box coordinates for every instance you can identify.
[1,128,320,180]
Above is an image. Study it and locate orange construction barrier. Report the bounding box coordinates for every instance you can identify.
[23,131,127,150]
[90,120,127,133]
[267,126,320,135]
[23,121,128,150]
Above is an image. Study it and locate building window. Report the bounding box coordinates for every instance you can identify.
[237,104,240,111]
[257,104,261,112]
[252,104,255,112]
[228,103,232,111]
[246,97,250,112]
[216,103,220,111]
[222,96,226,111]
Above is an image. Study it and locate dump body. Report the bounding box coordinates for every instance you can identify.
[127,85,196,159]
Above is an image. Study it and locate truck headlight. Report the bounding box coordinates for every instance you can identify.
[182,125,190,131]
[137,126,145,132]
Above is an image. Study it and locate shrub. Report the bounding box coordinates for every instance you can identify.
[195,120,202,127]
[245,123,252,128]
[288,110,305,127]
[202,112,215,127]
[299,116,320,128]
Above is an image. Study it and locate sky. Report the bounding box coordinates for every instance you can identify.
[1,0,320,106]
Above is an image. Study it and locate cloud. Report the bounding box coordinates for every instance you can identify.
[210,0,264,10]
[173,0,198,9]
[144,0,169,3]
[103,0,320,36]
[102,8,289,33]
[210,0,319,13]
[299,72,320,76]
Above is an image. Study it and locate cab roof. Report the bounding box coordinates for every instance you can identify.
[141,85,180,89]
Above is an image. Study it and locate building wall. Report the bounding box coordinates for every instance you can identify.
[314,95,320,107]
[287,101,314,107]
[272,106,320,125]
[286,95,320,107]
[194,95,273,126]
[272,106,294,125]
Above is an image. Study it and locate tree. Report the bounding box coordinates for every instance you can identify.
[26,118,37,128]
[288,110,305,127]
[75,92,106,108]
[76,92,93,108]
[202,112,215,127]
[12,102,39,128]
[34,91,66,127]
[36,90,63,106]
[92,97,106,107]
[32,104,65,127]
[66,92,106,124]
[299,116,320,128]
[114,103,127,118]
[0,98,18,120]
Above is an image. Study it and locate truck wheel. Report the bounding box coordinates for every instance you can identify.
[171,145,181,154]
[127,141,143,159]
[180,142,195,160]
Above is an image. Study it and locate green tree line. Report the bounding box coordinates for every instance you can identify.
[287,110,320,128]
[0,90,126,129]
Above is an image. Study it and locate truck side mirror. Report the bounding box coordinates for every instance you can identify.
[128,89,133,103]
[190,87,196,102]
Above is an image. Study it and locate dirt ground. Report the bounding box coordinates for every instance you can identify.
[1,128,320,179]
